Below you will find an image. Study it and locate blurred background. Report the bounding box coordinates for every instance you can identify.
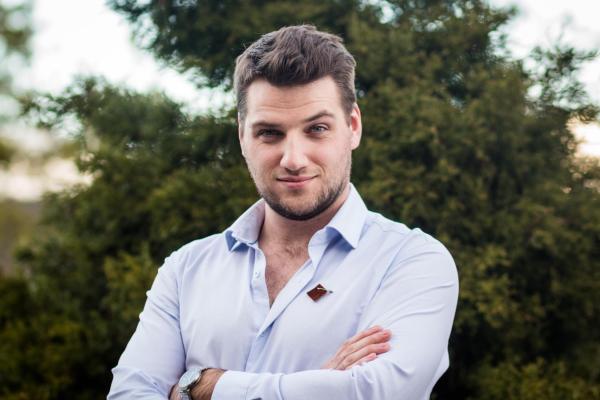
[0,0,598,399]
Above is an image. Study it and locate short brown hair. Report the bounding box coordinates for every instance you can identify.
[234,25,356,122]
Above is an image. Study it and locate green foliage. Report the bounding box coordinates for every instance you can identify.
[4,77,257,398]
[0,137,14,166]
[1,0,598,398]
[103,244,159,346]
[0,199,39,273]
[472,359,600,400]
[0,0,31,122]
[109,0,374,87]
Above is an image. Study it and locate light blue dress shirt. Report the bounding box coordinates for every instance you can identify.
[109,185,458,399]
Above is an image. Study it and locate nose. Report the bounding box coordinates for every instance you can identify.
[280,134,309,172]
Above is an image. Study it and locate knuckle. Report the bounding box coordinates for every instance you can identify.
[368,343,382,352]
[365,335,378,344]
[343,355,357,366]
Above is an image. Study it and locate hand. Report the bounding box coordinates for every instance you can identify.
[169,368,226,400]
[321,325,392,370]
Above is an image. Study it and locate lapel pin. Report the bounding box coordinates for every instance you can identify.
[307,283,333,302]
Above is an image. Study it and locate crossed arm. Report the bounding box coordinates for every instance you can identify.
[109,244,458,400]
[169,326,393,400]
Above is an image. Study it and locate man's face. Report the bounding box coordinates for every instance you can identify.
[239,76,362,221]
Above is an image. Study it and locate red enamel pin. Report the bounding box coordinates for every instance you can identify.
[307,283,333,302]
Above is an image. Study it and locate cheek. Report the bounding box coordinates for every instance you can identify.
[323,140,352,165]
[245,148,281,174]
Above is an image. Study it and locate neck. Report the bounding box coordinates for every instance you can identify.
[260,184,351,248]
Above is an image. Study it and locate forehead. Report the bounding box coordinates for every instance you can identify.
[244,76,344,124]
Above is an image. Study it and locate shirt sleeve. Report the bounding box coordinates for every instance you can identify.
[108,251,185,399]
[212,241,459,400]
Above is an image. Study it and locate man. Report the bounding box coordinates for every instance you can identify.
[109,25,458,400]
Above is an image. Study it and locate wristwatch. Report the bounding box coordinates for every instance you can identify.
[178,367,209,400]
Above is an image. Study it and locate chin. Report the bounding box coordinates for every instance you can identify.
[282,200,316,214]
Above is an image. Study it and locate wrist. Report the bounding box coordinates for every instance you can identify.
[190,368,226,400]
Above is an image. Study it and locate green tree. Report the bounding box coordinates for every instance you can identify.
[7,78,257,398]
[0,0,34,276]
[2,0,598,398]
[0,0,31,163]
[0,0,31,106]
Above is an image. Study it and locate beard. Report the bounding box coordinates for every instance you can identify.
[247,155,351,221]
[262,177,347,221]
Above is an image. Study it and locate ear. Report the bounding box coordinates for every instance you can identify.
[349,103,362,150]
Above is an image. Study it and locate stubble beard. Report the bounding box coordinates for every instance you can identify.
[248,156,352,221]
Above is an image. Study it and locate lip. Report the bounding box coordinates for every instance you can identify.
[277,176,315,188]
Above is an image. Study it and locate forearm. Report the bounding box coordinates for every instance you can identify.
[212,359,432,400]
[213,368,350,400]
[192,369,226,400]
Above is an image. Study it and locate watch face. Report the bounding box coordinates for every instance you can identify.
[179,369,201,388]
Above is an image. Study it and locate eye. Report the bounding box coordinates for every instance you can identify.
[257,129,283,140]
[309,125,328,134]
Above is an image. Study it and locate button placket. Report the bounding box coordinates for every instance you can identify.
[251,249,268,299]
[245,247,270,371]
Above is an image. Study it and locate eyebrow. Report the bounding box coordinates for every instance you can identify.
[250,110,335,130]
[302,110,335,123]
[250,121,282,130]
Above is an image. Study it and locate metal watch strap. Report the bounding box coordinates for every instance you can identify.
[178,367,208,400]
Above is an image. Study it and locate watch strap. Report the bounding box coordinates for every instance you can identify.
[178,367,209,399]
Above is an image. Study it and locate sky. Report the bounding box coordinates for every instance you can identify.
[1,0,599,200]
[16,0,230,113]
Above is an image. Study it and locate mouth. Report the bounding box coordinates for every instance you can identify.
[276,176,315,188]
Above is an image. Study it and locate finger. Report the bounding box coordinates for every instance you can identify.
[331,326,383,361]
[338,341,390,370]
[344,352,377,370]
[323,326,390,370]
[335,329,391,369]
[345,325,383,345]
[345,328,391,357]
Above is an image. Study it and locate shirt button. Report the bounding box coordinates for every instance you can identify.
[254,271,260,278]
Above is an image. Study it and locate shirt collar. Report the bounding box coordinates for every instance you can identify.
[225,198,265,251]
[324,183,367,249]
[225,183,368,251]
